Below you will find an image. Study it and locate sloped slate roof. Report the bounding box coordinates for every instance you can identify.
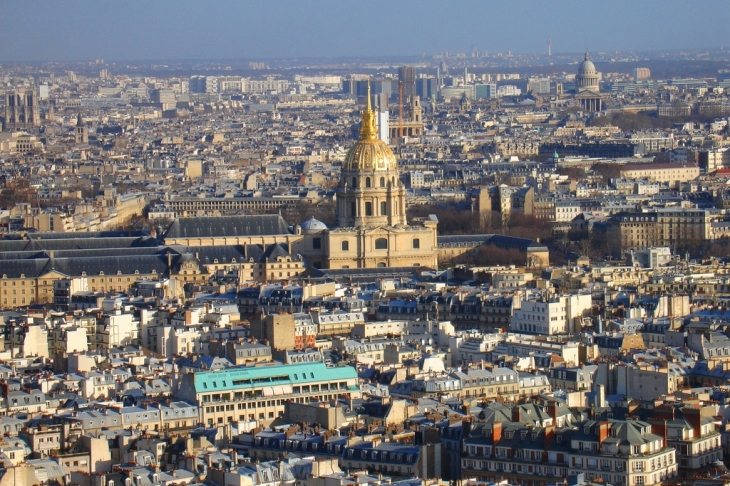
[165,214,292,239]
[0,253,179,278]
[262,243,292,261]
[179,245,248,264]
[0,236,157,252]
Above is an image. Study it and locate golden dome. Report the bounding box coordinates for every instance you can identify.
[342,81,398,172]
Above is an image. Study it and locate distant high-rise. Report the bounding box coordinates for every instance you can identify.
[416,77,439,99]
[373,93,389,144]
[475,83,497,99]
[634,67,651,80]
[4,90,40,131]
[188,76,218,94]
[398,66,416,98]
[527,78,551,94]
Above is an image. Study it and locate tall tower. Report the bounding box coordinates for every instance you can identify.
[336,82,406,228]
[398,66,416,99]
[548,39,552,57]
[74,113,88,144]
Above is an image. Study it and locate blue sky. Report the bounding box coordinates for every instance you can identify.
[0,0,728,61]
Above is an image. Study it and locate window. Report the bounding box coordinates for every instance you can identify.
[341,241,349,251]
[380,177,385,187]
[377,262,386,268]
[375,238,388,250]
[352,177,357,188]
[350,201,356,217]
[365,177,371,188]
[313,238,321,250]
[380,201,387,215]
[413,238,420,249]
[365,202,372,216]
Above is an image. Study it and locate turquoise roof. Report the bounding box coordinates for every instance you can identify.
[192,362,358,393]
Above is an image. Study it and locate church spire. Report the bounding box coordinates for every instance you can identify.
[359,79,378,140]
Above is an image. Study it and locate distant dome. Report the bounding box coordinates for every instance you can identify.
[578,52,597,75]
[300,217,328,232]
[576,51,600,93]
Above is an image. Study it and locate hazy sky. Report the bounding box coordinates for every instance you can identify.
[1,0,729,62]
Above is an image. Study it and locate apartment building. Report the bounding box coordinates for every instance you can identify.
[604,212,660,254]
[510,293,591,335]
[618,163,698,185]
[656,208,714,248]
[652,404,722,473]
[177,361,359,427]
[462,419,677,486]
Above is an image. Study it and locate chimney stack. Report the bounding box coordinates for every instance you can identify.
[682,406,702,436]
[492,421,503,443]
[544,425,555,449]
[598,421,610,449]
[547,401,558,426]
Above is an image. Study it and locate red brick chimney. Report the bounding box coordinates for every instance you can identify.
[547,401,558,426]
[650,420,668,448]
[598,421,610,450]
[652,404,676,421]
[492,421,503,443]
[544,425,555,449]
[682,406,702,436]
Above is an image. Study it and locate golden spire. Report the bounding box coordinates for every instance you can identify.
[359,79,378,139]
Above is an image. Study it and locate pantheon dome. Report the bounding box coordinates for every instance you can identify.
[576,51,600,92]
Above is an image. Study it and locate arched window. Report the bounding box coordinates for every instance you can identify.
[365,177,371,188]
[413,238,420,249]
[380,202,387,216]
[341,241,349,251]
[365,202,373,216]
[375,238,388,250]
[350,202,356,217]
[377,262,386,268]
[380,177,385,187]
[352,177,357,188]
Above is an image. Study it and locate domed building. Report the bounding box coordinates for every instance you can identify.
[297,83,439,270]
[576,51,600,92]
[574,51,604,112]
